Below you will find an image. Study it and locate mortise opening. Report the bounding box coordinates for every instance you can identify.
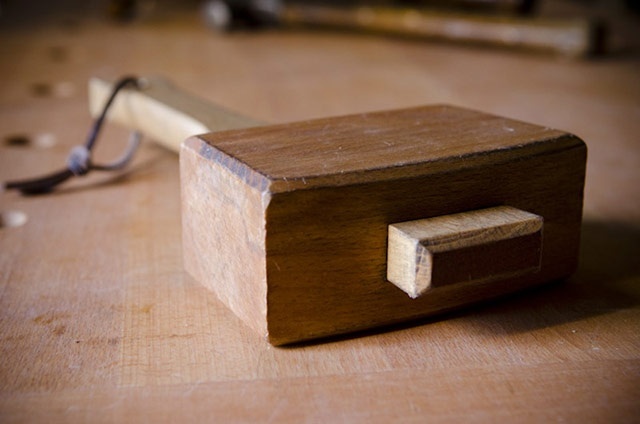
[4,135,30,147]
[30,83,52,97]
[0,210,28,228]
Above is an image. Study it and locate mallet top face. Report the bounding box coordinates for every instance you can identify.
[192,105,576,193]
[181,105,586,345]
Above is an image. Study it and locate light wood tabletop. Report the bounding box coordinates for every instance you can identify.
[1,1,638,422]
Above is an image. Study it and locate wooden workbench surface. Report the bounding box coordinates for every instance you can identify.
[1,2,638,422]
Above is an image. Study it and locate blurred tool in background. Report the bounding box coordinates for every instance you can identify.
[0,0,619,58]
[200,0,604,58]
[198,0,539,31]
[108,0,541,22]
[107,0,606,58]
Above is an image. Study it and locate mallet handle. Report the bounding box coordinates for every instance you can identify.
[89,77,261,153]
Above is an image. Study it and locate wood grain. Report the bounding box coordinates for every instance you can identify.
[387,206,543,298]
[182,105,586,345]
[0,2,638,422]
[195,104,579,193]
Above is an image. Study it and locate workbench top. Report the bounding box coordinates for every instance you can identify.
[1,2,638,422]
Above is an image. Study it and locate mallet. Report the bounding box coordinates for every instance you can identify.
[91,77,586,345]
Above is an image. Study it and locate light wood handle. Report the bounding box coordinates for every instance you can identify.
[88,77,262,153]
[387,206,543,298]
